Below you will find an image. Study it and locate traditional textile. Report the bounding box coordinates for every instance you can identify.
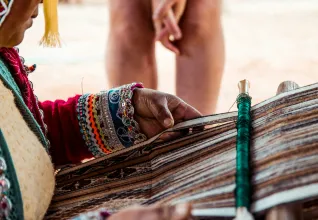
[0,55,55,219]
[71,208,110,220]
[0,47,50,150]
[0,48,141,167]
[0,47,147,164]
[0,131,23,219]
[77,83,147,157]
[0,48,91,166]
[46,83,318,219]
[40,95,94,166]
[0,48,149,218]
[0,0,11,26]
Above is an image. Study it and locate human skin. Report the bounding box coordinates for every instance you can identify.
[106,0,224,115]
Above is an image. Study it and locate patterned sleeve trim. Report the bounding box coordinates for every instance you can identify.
[76,83,147,157]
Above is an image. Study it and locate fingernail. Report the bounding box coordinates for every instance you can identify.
[164,118,173,128]
[175,204,189,217]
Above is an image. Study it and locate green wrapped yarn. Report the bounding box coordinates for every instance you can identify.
[235,93,252,209]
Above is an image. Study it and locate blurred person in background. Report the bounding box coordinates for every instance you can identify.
[106,0,225,115]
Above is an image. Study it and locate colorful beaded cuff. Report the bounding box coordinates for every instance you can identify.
[71,208,110,220]
[77,83,147,157]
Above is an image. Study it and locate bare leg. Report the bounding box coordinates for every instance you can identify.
[106,0,157,89]
[176,0,224,115]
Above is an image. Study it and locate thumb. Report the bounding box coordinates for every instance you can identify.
[150,97,175,129]
[172,203,192,220]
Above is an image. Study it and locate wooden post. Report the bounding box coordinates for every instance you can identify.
[265,81,302,220]
[266,204,303,220]
[276,81,300,95]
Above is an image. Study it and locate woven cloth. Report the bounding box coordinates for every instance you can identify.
[46,83,318,219]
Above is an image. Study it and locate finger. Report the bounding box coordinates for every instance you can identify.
[153,0,176,21]
[160,36,180,55]
[172,203,192,220]
[156,27,169,41]
[177,102,202,121]
[174,0,186,22]
[154,19,163,40]
[149,97,175,129]
[163,10,182,39]
[134,114,163,138]
[166,96,202,122]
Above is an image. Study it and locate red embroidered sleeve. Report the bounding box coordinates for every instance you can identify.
[39,96,94,166]
[39,84,147,167]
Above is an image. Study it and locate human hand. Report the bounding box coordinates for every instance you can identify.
[152,0,187,54]
[108,203,192,220]
[133,88,201,138]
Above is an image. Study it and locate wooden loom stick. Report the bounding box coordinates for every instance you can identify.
[234,80,254,220]
[192,80,255,219]
[265,81,303,220]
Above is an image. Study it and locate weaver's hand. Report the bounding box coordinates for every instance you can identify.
[108,204,192,220]
[152,0,187,54]
[133,88,201,138]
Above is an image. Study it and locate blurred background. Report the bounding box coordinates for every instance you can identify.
[20,0,318,113]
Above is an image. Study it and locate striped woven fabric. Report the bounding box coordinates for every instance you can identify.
[45,83,318,219]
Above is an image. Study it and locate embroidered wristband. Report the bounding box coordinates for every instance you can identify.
[77,83,147,157]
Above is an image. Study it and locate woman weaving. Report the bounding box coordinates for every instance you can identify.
[0,0,196,219]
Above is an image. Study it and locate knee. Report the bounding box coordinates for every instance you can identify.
[180,0,222,43]
[109,8,155,47]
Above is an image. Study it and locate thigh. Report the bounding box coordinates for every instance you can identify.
[108,0,154,33]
